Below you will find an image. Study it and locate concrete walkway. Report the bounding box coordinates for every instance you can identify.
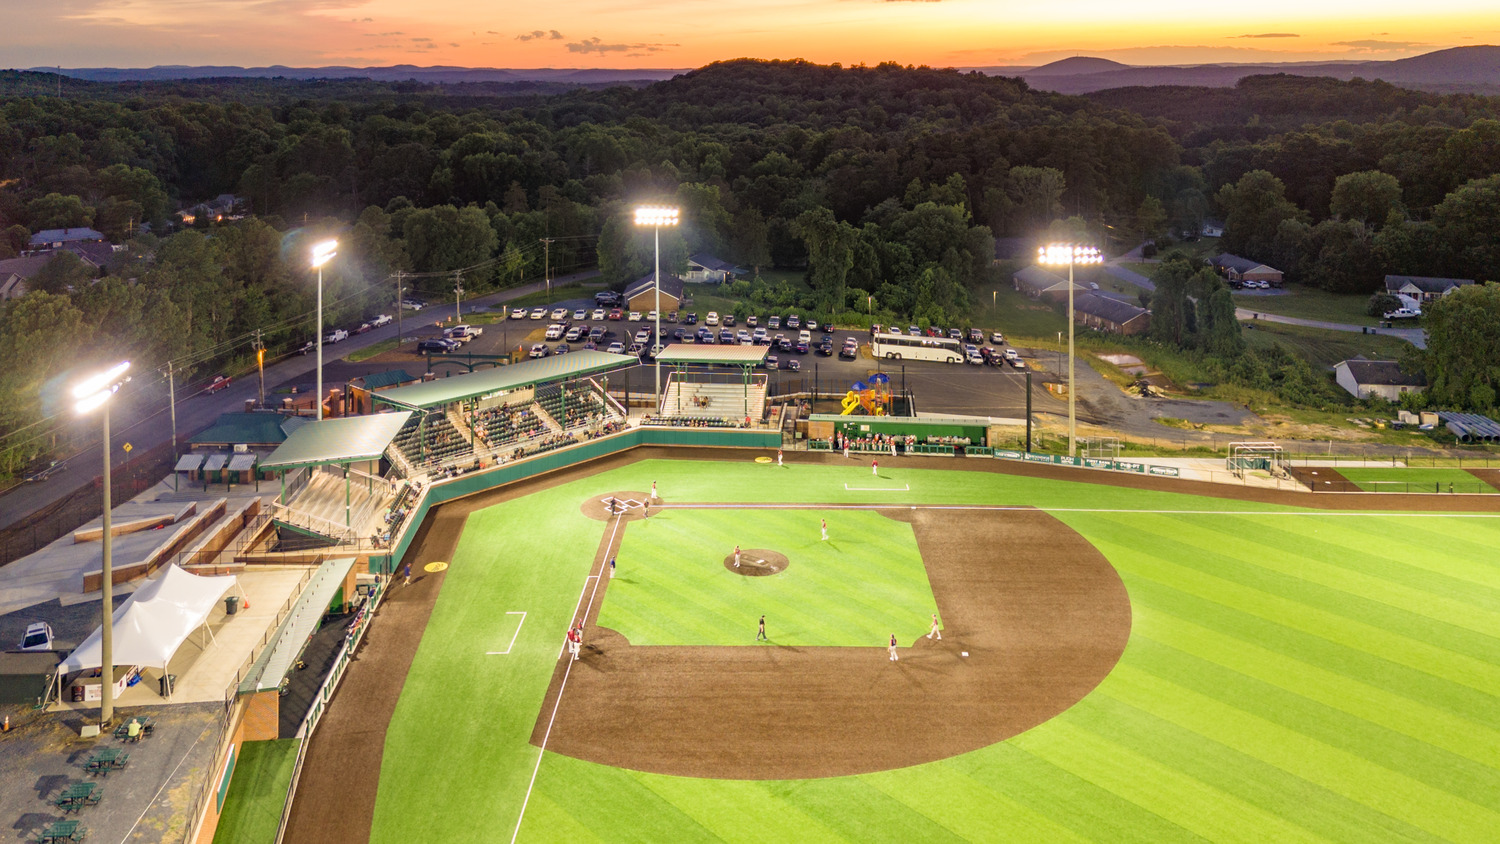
[1236,308,1427,349]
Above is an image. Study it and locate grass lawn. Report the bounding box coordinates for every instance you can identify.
[374,458,1500,843]
[969,281,1069,342]
[347,338,399,362]
[212,739,300,844]
[1242,320,1417,370]
[1235,286,1379,326]
[598,508,937,646]
[1335,467,1499,493]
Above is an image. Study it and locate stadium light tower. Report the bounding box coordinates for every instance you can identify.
[311,240,338,421]
[74,360,131,727]
[633,206,679,399]
[1037,244,1102,457]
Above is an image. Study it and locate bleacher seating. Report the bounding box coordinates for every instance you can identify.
[280,468,392,540]
[659,378,767,421]
[391,412,472,468]
[640,415,748,428]
[473,402,547,448]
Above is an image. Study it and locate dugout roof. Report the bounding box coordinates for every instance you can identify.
[238,556,358,694]
[373,351,637,410]
[655,344,768,365]
[259,411,414,470]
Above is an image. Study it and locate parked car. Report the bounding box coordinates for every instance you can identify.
[806,320,818,331]
[673,328,687,340]
[607,308,624,320]
[590,327,605,342]
[795,341,809,354]
[1384,307,1422,319]
[839,344,858,361]
[822,323,834,334]
[511,307,529,319]
[684,312,698,325]
[646,310,658,322]
[529,307,547,320]
[723,313,736,327]
[968,328,984,343]
[768,316,781,329]
[592,308,606,321]
[400,298,425,310]
[746,315,759,328]
[705,311,720,326]
[991,331,1005,344]
[371,314,393,328]
[948,328,963,340]
[573,309,587,321]
[765,355,779,370]
[798,330,812,344]
[667,311,679,322]
[529,343,549,358]
[606,342,625,354]
[1008,355,1026,369]
[634,328,652,344]
[628,310,643,322]
[297,340,315,355]
[966,350,985,365]
[777,337,794,352]
[22,460,65,483]
[555,343,570,355]
[545,324,566,340]
[787,315,801,328]
[720,329,735,344]
[417,339,457,354]
[446,324,481,341]
[787,358,801,371]
[1004,348,1020,361]
[204,375,231,394]
[325,329,349,343]
[19,622,53,652]
[594,290,621,305]
[565,326,585,342]
[889,325,903,335]
[816,341,834,356]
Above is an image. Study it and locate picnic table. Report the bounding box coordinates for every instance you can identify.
[84,748,128,776]
[113,716,154,742]
[38,819,87,842]
[52,782,102,813]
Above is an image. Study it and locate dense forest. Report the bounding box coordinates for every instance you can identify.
[2,60,1500,468]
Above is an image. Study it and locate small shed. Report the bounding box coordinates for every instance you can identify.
[625,273,685,312]
[1333,360,1426,402]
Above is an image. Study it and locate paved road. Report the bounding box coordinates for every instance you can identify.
[0,271,599,530]
[1235,308,1427,349]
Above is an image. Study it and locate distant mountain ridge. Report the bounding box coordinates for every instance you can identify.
[23,45,1500,94]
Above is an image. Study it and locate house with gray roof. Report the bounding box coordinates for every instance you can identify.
[28,227,105,249]
[1383,275,1473,303]
[685,254,737,283]
[1333,359,1426,402]
[1212,253,1283,286]
[1072,293,1151,335]
[1013,266,1083,300]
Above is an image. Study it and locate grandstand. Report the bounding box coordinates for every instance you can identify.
[653,345,769,423]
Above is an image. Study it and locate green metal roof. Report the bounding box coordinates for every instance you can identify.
[656,344,768,365]
[373,351,637,409]
[259,411,413,470]
[358,369,417,390]
[189,412,298,446]
[238,556,359,694]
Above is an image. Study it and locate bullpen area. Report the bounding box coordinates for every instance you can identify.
[287,449,1500,843]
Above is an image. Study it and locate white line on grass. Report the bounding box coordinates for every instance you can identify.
[485,611,528,655]
[844,483,911,491]
[510,511,621,844]
[662,502,1500,518]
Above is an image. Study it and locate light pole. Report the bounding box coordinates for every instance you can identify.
[311,240,337,422]
[634,206,679,399]
[74,360,130,727]
[1038,244,1102,458]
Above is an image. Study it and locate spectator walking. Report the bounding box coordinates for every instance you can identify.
[927,613,942,640]
[757,615,768,641]
[889,633,899,661]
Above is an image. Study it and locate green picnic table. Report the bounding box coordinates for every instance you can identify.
[84,748,128,776]
[53,782,102,813]
[38,819,87,842]
[113,716,154,741]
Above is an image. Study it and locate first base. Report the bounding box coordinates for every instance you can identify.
[961,651,969,657]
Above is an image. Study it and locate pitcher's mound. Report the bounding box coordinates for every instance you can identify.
[724,549,788,576]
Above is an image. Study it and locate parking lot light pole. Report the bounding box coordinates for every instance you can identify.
[1038,244,1102,457]
[311,240,337,422]
[634,206,679,399]
[75,361,130,727]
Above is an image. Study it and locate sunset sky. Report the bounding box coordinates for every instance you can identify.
[10,0,1499,70]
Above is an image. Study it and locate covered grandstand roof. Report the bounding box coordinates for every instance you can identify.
[373,351,637,409]
[357,369,417,390]
[259,411,414,470]
[656,344,768,365]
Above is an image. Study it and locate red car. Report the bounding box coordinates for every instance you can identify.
[205,375,231,394]
[608,308,624,321]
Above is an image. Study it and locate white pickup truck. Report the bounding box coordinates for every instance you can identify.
[325,329,349,343]
[445,324,483,341]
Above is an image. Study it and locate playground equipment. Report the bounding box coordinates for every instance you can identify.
[840,374,892,416]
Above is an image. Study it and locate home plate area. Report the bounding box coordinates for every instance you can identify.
[579,490,661,521]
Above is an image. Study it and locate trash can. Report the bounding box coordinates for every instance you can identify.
[159,674,175,696]
[225,595,240,615]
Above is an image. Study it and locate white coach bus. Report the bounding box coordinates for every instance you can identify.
[870,332,964,363]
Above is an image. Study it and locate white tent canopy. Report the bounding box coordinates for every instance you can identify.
[60,565,240,674]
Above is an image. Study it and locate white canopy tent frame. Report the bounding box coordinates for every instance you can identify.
[54,565,244,702]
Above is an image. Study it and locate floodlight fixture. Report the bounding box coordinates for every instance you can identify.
[311,239,338,268]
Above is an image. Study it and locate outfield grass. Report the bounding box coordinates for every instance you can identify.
[212,739,300,844]
[374,458,1500,843]
[1336,467,1498,494]
[598,508,938,646]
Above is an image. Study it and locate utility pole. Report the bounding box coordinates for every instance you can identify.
[453,272,463,324]
[541,238,554,301]
[395,271,404,344]
[165,361,178,491]
[252,330,266,407]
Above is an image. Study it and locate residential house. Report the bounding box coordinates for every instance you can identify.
[0,254,50,300]
[625,273,685,312]
[684,254,736,283]
[1200,219,1225,238]
[28,227,105,250]
[1383,275,1473,303]
[1333,359,1426,402]
[1072,293,1152,336]
[1212,253,1283,286]
[1013,266,1084,300]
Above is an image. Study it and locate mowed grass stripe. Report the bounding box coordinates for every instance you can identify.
[755,777,969,844]
[1128,636,1500,812]
[1103,664,1500,841]
[525,757,718,844]
[631,772,850,844]
[1370,517,1500,588]
[1027,718,1324,844]
[1067,695,1449,844]
[861,762,1092,843]
[1128,514,1500,656]
[957,740,1205,843]
[1123,574,1500,731]
[1138,609,1500,768]
[1265,515,1500,597]
[1080,520,1500,697]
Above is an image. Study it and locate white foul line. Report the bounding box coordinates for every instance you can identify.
[844,483,910,491]
[485,611,528,655]
[510,508,621,844]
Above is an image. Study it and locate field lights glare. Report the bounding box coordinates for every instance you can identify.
[1037,245,1103,266]
[311,239,339,268]
[633,207,679,227]
[74,361,131,415]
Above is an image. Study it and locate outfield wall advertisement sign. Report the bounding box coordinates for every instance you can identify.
[995,450,1180,478]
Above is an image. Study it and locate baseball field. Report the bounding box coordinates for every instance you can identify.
[287,449,1500,843]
